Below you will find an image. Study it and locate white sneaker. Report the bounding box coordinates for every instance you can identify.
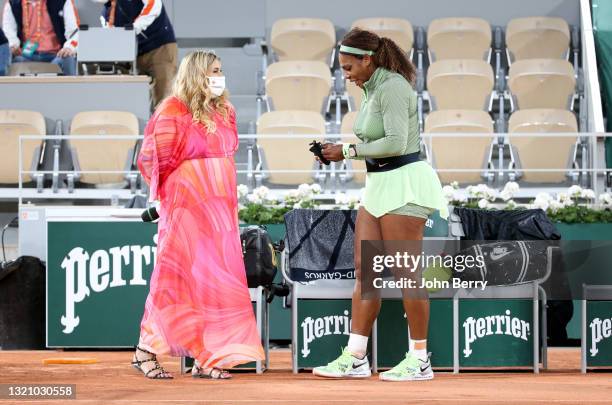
[379,352,434,382]
[312,348,371,378]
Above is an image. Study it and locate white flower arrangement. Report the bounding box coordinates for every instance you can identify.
[466,184,498,202]
[285,189,299,201]
[500,181,519,201]
[558,192,571,205]
[442,181,611,221]
[241,186,273,205]
[548,199,565,213]
[505,199,518,210]
[237,181,612,224]
[237,184,249,199]
[334,193,361,209]
[599,192,612,206]
[335,193,349,205]
[503,181,520,194]
[285,183,322,208]
[568,185,583,198]
[441,185,456,202]
[477,199,490,209]
[246,194,263,204]
[530,195,550,211]
[253,186,270,201]
[310,183,322,194]
[534,192,554,203]
[581,188,596,200]
[527,187,605,213]
[297,183,312,198]
[237,183,325,224]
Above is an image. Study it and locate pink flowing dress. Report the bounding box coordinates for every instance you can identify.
[137,96,264,368]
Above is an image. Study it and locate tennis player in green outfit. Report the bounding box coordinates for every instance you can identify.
[313,28,448,381]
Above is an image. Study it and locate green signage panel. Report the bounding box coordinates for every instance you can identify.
[424,211,448,238]
[587,301,612,367]
[297,299,367,369]
[377,299,453,368]
[459,300,533,367]
[47,221,273,349]
[47,221,157,347]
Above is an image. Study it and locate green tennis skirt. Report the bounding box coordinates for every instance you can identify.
[362,161,448,220]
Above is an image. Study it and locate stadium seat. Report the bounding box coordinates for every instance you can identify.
[256,111,325,185]
[424,109,494,184]
[256,110,326,185]
[270,18,336,63]
[508,59,575,110]
[427,59,494,110]
[350,18,414,54]
[506,17,570,61]
[508,108,578,183]
[345,80,363,110]
[69,111,139,185]
[427,17,492,61]
[0,110,45,184]
[339,111,366,184]
[8,62,62,76]
[265,61,332,112]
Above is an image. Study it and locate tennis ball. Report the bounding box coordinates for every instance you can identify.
[422,263,452,292]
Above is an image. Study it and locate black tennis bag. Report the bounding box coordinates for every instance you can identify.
[240,225,277,288]
[454,241,551,286]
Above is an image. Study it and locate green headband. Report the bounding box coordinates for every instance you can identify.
[339,45,375,56]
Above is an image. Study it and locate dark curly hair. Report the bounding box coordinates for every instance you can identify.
[340,27,416,85]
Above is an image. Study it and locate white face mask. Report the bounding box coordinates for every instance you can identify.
[207,76,226,97]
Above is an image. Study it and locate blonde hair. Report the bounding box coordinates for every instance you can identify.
[172,50,231,133]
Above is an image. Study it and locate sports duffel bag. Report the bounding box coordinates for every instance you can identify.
[240,225,277,288]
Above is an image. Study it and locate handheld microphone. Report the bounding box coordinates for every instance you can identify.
[141,202,160,222]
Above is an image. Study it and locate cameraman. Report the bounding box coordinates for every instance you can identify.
[92,0,177,108]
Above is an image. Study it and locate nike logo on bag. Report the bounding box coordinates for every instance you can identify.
[378,163,389,167]
[490,251,512,261]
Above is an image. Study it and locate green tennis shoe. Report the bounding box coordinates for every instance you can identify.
[379,352,434,382]
[312,348,371,378]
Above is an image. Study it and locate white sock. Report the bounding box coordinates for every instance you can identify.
[410,338,428,361]
[347,333,368,359]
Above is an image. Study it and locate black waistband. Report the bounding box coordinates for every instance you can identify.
[365,152,421,173]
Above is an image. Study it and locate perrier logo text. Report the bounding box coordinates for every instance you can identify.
[60,235,157,334]
[590,317,612,357]
[301,310,350,358]
[463,310,530,358]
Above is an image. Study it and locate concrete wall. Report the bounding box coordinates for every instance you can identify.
[75,0,580,35]
[265,0,580,29]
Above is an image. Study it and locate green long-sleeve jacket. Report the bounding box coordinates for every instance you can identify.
[350,67,420,158]
[342,67,448,219]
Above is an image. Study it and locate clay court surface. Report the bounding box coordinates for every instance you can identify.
[0,349,611,404]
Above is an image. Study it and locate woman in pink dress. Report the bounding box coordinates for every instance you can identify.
[131,50,264,379]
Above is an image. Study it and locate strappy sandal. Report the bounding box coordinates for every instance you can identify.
[131,345,173,379]
[191,362,232,379]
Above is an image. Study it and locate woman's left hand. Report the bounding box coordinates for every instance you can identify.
[321,143,344,162]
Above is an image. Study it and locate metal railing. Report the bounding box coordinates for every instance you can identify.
[14,134,144,205]
[6,132,611,204]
